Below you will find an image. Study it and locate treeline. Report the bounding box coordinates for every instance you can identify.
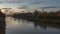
[12,10,60,19]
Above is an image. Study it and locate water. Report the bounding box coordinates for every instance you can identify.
[1,16,59,34]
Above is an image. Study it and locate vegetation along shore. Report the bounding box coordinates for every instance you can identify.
[11,10,60,24]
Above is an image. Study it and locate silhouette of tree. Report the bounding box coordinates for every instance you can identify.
[0,9,6,34]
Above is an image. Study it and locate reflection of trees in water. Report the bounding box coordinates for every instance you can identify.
[33,22,47,30]
[5,16,60,31]
[33,22,60,30]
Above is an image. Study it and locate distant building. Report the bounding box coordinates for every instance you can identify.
[33,10,39,17]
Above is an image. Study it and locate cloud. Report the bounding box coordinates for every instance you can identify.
[31,1,45,5]
[0,0,24,3]
[17,5,27,9]
[0,1,2,3]
[39,6,60,9]
[8,0,23,3]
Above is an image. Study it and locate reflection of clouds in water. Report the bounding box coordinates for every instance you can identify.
[5,17,18,24]
[5,16,33,24]
[5,17,60,34]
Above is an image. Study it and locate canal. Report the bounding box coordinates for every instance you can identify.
[2,16,60,34]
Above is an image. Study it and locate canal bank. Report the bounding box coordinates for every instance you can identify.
[11,10,60,25]
[12,15,60,25]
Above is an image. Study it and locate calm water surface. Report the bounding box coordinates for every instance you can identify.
[4,17,60,34]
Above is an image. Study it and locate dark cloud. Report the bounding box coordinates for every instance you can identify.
[17,5,27,9]
[31,1,45,4]
[0,1,2,3]
[33,1,44,4]
[8,1,23,3]
[39,6,60,9]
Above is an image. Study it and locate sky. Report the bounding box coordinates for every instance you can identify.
[0,0,60,11]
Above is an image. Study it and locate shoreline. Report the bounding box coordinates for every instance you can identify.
[12,16,60,25]
[11,10,60,25]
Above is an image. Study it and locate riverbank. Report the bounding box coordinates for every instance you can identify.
[12,15,60,25]
[11,10,60,25]
[12,16,60,24]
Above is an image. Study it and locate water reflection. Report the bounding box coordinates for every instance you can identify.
[5,16,60,34]
[33,22,60,30]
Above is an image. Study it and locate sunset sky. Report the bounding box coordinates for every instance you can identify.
[0,0,60,11]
